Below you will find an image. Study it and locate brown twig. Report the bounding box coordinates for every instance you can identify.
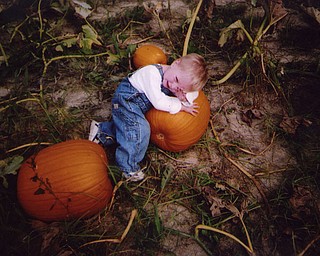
[219,131,276,156]
[211,97,236,120]
[223,153,269,211]
[80,209,138,246]
[210,121,270,211]
[107,181,123,211]
[6,142,52,153]
[297,235,320,256]
[157,148,196,164]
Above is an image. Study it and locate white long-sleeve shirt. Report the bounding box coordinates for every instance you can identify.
[128,65,199,114]
[128,65,182,114]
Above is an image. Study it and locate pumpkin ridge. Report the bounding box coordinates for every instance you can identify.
[37,140,107,158]
[19,190,109,203]
[19,167,108,197]
[29,153,107,171]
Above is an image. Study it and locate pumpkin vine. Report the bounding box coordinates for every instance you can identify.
[28,156,70,213]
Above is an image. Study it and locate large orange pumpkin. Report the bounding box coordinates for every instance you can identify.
[17,140,113,222]
[133,44,167,69]
[146,91,210,152]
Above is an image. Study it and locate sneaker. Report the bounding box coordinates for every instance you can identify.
[88,120,100,143]
[123,170,145,182]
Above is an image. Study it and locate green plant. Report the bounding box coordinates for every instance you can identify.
[0,156,24,188]
[218,10,286,87]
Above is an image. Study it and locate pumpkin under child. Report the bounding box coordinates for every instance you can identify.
[133,44,167,69]
[17,140,113,222]
[146,91,210,152]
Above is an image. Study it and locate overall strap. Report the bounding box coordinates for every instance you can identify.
[152,64,174,96]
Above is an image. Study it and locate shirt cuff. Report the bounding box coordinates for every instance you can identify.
[182,91,199,107]
[169,101,182,114]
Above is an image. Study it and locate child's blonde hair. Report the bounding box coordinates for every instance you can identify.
[176,53,208,91]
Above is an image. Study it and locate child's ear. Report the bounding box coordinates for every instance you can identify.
[172,59,181,66]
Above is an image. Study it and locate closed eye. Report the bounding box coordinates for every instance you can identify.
[175,76,179,83]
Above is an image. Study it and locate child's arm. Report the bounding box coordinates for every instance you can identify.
[180,103,199,116]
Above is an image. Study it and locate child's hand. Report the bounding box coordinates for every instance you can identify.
[181,103,199,116]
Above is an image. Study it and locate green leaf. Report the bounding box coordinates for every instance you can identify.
[77,25,102,53]
[82,25,102,46]
[0,156,24,188]
[126,44,136,55]
[62,37,78,48]
[79,38,93,54]
[4,156,24,175]
[73,0,92,19]
[154,204,163,236]
[55,45,64,52]
[50,1,70,13]
[106,52,121,65]
[161,167,173,190]
[34,187,45,195]
[31,175,38,182]
[218,20,245,47]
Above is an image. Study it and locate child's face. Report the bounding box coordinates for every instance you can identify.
[163,60,193,96]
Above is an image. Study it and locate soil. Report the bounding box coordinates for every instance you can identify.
[0,0,319,256]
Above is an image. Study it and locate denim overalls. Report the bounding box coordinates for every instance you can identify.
[98,65,171,175]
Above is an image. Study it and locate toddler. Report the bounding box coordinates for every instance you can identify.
[89,53,208,181]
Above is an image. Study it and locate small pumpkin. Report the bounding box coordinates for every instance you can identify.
[133,44,167,69]
[146,91,210,152]
[17,140,113,222]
